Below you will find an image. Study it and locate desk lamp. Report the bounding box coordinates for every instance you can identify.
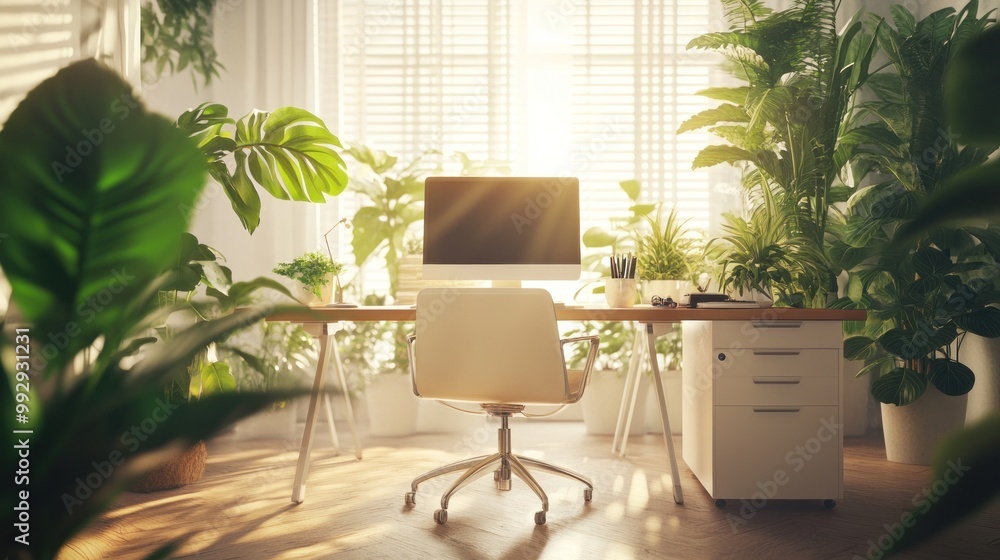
[323,218,357,307]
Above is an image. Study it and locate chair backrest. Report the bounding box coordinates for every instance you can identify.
[412,288,570,404]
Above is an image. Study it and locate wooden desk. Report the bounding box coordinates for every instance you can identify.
[269,305,865,505]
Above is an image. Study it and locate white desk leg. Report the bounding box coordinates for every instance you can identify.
[322,394,341,454]
[291,330,334,504]
[330,339,362,460]
[646,323,684,504]
[612,330,645,454]
[619,330,648,456]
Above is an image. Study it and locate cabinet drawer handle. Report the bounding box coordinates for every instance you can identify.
[752,350,801,356]
[750,320,802,329]
[752,377,802,385]
[752,408,801,413]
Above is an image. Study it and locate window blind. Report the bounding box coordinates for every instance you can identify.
[0,0,79,126]
[317,0,723,295]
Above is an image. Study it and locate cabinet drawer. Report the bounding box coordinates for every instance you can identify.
[715,375,838,406]
[714,348,839,378]
[712,320,842,349]
[713,405,842,500]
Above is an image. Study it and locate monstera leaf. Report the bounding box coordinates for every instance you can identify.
[0,60,206,376]
[177,103,349,233]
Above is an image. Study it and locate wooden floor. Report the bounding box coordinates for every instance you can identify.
[64,420,999,560]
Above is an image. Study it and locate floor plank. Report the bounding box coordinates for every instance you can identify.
[64,421,1000,559]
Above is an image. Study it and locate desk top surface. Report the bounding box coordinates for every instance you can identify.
[266,305,866,323]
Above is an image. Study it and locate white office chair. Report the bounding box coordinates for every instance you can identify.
[403,288,599,525]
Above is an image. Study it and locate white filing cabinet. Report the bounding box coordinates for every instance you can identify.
[682,320,844,507]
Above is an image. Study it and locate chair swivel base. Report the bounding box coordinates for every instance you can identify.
[403,407,593,525]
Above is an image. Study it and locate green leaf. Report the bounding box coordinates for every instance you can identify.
[232,107,347,202]
[677,104,749,134]
[889,5,916,36]
[199,362,236,397]
[928,359,975,396]
[0,60,206,376]
[953,307,1000,338]
[894,160,1000,244]
[913,246,953,277]
[946,26,1000,145]
[583,226,618,248]
[619,179,641,201]
[691,145,754,169]
[872,367,928,406]
[879,325,958,360]
[844,336,877,361]
[350,206,390,266]
[695,86,751,104]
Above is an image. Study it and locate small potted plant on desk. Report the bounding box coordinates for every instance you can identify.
[273,251,345,306]
[635,206,701,303]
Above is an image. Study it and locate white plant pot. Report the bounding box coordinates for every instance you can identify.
[365,373,419,437]
[235,401,298,441]
[881,385,968,465]
[582,370,647,436]
[641,279,691,304]
[962,333,1000,424]
[843,359,871,437]
[645,368,682,435]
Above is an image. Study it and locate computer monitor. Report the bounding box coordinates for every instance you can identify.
[422,176,581,282]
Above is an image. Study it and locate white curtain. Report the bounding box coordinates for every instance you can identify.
[183,0,326,281]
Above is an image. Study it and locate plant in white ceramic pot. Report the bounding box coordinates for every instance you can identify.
[635,207,703,303]
[273,251,345,305]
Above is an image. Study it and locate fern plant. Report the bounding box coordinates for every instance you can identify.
[635,207,700,281]
[679,0,881,306]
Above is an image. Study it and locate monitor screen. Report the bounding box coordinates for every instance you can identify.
[422,177,581,281]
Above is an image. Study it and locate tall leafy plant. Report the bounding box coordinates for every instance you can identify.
[875,24,1000,552]
[834,1,1000,406]
[679,0,880,306]
[0,60,306,560]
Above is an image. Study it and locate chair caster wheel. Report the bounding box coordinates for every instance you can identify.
[434,509,448,524]
[824,499,836,509]
[715,499,727,508]
[584,488,593,502]
[404,492,416,506]
[494,470,500,481]
[534,511,546,525]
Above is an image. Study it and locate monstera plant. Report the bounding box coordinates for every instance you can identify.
[0,60,308,560]
[176,102,349,234]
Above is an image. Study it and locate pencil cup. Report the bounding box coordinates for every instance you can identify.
[605,278,637,308]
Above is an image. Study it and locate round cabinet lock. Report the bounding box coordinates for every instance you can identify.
[717,352,726,361]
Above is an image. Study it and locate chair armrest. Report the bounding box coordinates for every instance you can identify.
[405,333,420,397]
[560,335,600,401]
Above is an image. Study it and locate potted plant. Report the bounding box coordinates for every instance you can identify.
[834,2,1000,465]
[709,200,825,307]
[273,251,345,305]
[679,0,881,307]
[0,60,308,558]
[635,207,701,303]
